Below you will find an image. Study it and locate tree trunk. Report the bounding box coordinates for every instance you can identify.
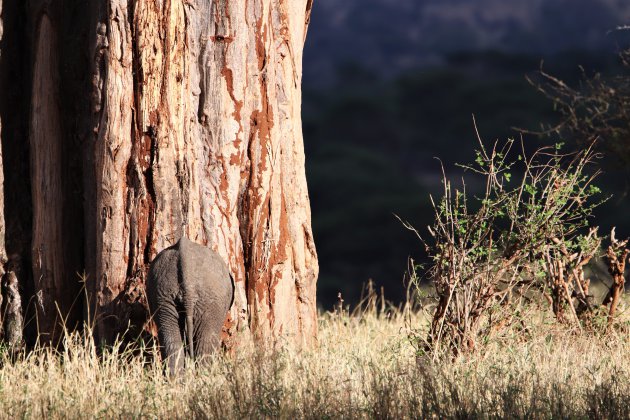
[0,0,23,348]
[30,11,66,341]
[0,0,318,347]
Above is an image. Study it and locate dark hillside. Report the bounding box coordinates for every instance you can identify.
[303,0,630,307]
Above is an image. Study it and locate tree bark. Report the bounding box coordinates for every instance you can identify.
[90,0,318,346]
[20,2,88,344]
[0,0,23,348]
[0,0,318,347]
[30,11,66,341]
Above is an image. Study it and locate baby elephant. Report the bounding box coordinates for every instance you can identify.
[147,237,234,374]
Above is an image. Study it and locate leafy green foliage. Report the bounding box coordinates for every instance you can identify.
[420,136,604,355]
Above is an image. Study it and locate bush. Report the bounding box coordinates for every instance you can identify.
[416,133,605,356]
[532,48,630,170]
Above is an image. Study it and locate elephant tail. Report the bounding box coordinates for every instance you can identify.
[229,273,235,310]
[178,236,196,359]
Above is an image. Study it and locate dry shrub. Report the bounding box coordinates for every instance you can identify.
[414,133,606,356]
[530,47,630,169]
[603,229,629,329]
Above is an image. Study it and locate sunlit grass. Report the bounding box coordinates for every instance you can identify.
[0,296,627,418]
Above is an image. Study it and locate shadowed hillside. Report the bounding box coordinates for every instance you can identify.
[305,0,630,85]
[304,49,629,307]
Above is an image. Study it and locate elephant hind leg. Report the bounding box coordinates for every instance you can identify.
[193,308,224,363]
[155,305,186,375]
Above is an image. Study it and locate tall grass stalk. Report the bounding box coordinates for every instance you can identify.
[0,299,627,418]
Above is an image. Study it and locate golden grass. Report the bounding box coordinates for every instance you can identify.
[0,299,628,419]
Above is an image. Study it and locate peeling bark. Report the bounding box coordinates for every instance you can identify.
[91,0,318,345]
[3,269,23,348]
[0,0,32,348]
[0,0,317,347]
[0,0,22,349]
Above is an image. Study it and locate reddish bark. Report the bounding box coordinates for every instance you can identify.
[0,0,318,347]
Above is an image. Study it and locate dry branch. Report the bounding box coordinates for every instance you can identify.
[604,228,628,329]
[423,137,603,356]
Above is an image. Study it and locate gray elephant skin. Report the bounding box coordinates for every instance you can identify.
[147,237,234,373]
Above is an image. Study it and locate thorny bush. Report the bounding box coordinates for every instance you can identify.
[530,45,630,174]
[414,133,606,357]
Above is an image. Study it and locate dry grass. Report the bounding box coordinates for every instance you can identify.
[0,297,628,419]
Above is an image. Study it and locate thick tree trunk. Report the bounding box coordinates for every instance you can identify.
[0,0,23,348]
[22,2,87,344]
[30,12,65,341]
[90,0,318,346]
[1,0,318,347]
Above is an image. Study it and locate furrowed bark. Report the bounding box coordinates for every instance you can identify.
[0,0,29,346]
[30,12,66,342]
[0,0,22,348]
[0,0,317,347]
[24,1,87,344]
[0,1,97,345]
[90,0,318,345]
[3,270,22,348]
[91,0,135,343]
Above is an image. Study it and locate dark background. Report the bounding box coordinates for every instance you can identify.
[302,0,630,308]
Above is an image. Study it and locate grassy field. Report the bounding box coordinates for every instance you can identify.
[0,297,628,419]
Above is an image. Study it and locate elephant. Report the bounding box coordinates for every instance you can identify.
[146,236,234,374]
